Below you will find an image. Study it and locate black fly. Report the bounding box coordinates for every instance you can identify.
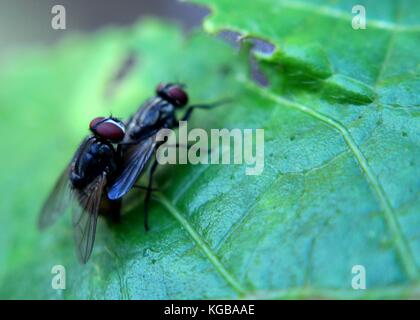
[38,117,126,263]
[39,84,226,262]
[108,83,226,231]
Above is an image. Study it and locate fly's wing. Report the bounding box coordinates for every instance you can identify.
[72,172,106,264]
[122,98,162,144]
[107,98,163,200]
[38,168,72,229]
[38,136,93,230]
[129,98,161,130]
[108,134,157,200]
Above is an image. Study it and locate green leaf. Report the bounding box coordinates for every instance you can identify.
[1,0,420,300]
[190,0,420,297]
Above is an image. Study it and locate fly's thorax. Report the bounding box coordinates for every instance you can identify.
[126,98,176,141]
[159,102,176,124]
[70,139,117,189]
[89,141,119,175]
[137,97,161,125]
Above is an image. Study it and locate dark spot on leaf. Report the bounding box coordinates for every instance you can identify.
[217,30,242,49]
[219,64,232,76]
[217,29,270,87]
[290,135,296,141]
[249,54,269,87]
[402,131,408,137]
[105,51,138,99]
[247,37,276,56]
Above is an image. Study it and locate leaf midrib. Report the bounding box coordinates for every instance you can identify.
[157,193,246,295]
[240,78,419,281]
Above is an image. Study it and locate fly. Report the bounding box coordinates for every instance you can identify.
[38,117,126,263]
[108,83,228,231]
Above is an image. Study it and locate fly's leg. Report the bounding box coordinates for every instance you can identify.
[143,136,170,231]
[108,199,122,224]
[168,143,211,152]
[176,100,231,159]
[118,128,159,147]
[133,185,159,191]
[144,159,159,231]
[165,143,193,149]
[180,99,232,122]
[163,143,212,159]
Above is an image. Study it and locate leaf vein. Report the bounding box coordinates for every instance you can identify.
[243,80,419,281]
[156,193,246,295]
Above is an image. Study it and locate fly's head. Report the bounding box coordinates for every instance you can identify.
[156,83,189,108]
[89,117,126,143]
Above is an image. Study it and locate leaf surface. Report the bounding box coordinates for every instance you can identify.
[0,0,419,299]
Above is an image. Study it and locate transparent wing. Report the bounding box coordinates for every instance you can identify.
[38,136,93,230]
[108,134,157,200]
[107,97,165,200]
[38,167,72,229]
[72,172,106,264]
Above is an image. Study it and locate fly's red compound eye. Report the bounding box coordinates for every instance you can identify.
[90,117,125,142]
[89,117,106,131]
[167,85,188,107]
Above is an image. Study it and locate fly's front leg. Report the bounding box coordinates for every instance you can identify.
[144,159,158,231]
[133,185,159,191]
[165,143,212,155]
[143,136,171,231]
[179,99,232,122]
[116,142,126,161]
[105,198,122,224]
[118,129,158,147]
[111,199,122,223]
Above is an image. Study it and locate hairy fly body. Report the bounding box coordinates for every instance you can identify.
[108,83,226,231]
[38,117,126,263]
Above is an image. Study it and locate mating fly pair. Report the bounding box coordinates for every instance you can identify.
[39,83,223,263]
